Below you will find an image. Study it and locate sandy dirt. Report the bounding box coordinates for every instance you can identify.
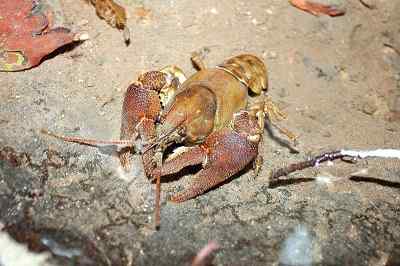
[1,0,400,265]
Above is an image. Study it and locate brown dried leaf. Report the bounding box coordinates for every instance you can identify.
[134,7,152,21]
[0,0,75,71]
[289,0,346,17]
[86,0,130,41]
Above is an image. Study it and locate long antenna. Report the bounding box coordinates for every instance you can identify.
[154,174,161,229]
[142,121,185,154]
[41,129,135,147]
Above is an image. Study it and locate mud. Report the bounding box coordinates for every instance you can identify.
[1,0,400,265]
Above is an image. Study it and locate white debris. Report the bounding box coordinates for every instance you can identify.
[341,149,400,159]
[279,225,313,266]
[115,156,142,182]
[41,237,81,259]
[315,175,333,184]
[349,168,369,177]
[73,32,89,41]
[0,231,52,266]
[210,8,218,14]
[167,146,191,160]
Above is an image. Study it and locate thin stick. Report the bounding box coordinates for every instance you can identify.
[154,174,161,229]
[271,149,400,180]
[192,241,220,266]
[152,149,163,230]
[271,150,345,179]
[41,129,134,147]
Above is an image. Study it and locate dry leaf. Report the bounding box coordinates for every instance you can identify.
[86,0,130,42]
[0,0,75,71]
[289,0,346,17]
[134,7,152,21]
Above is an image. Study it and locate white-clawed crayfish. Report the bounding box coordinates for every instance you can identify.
[43,53,296,228]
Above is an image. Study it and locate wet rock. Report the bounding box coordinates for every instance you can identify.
[1,1,400,265]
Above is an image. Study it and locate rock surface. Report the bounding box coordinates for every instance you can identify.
[1,0,399,265]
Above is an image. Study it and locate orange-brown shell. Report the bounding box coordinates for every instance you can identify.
[157,54,267,147]
[217,54,268,94]
[159,68,248,145]
[179,68,248,133]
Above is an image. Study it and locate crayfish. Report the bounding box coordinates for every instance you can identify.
[43,53,296,228]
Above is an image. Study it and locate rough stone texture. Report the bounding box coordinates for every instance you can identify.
[1,0,400,265]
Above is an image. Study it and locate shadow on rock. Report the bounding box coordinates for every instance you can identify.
[268,177,315,189]
[349,176,400,189]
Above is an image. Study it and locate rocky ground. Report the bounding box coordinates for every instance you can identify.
[1,0,400,265]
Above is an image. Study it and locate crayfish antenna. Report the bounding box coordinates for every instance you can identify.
[142,140,158,154]
[142,123,185,154]
[41,129,135,148]
[142,132,172,153]
[154,174,161,229]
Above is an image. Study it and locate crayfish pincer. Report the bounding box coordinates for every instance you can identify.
[42,53,295,227]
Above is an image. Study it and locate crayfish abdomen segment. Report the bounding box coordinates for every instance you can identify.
[218,54,268,95]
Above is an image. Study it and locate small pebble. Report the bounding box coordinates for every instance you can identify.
[362,95,378,115]
[77,19,89,27]
[392,96,400,112]
[74,32,90,41]
[210,8,218,14]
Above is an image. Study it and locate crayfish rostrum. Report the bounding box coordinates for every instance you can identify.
[43,53,295,227]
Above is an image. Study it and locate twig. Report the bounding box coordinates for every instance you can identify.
[154,174,161,230]
[383,43,400,56]
[359,0,376,9]
[192,241,220,266]
[271,149,400,179]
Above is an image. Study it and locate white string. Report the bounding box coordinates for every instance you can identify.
[341,149,400,159]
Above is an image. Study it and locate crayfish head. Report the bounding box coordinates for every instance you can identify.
[154,85,217,151]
